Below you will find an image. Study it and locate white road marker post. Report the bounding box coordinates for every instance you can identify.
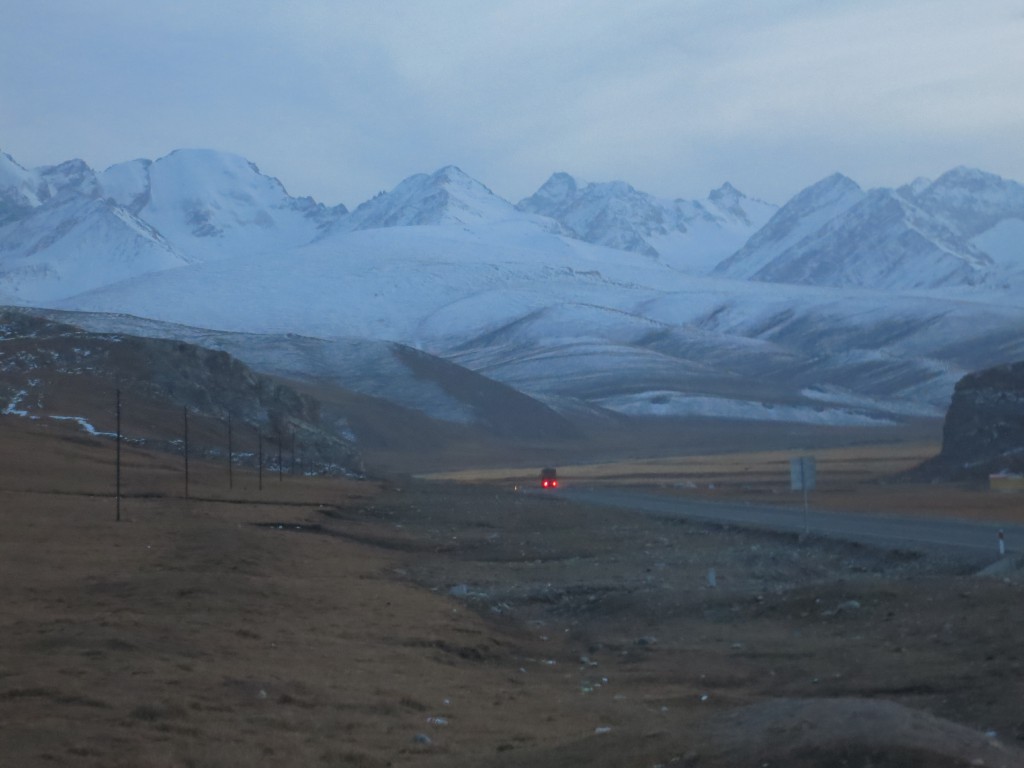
[999,529,1006,557]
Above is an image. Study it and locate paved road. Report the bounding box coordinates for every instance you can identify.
[560,486,1023,559]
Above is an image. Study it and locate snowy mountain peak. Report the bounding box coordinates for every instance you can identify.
[519,174,777,270]
[424,165,510,206]
[749,185,994,289]
[769,173,862,222]
[333,165,522,232]
[0,152,43,222]
[805,172,861,199]
[528,172,580,208]
[97,148,346,259]
[148,148,292,214]
[918,166,1023,205]
[709,181,743,201]
[518,176,668,257]
[39,158,97,195]
[99,158,153,214]
[1,153,104,224]
[931,165,1004,189]
[707,182,753,222]
[712,167,1024,290]
[713,172,865,280]
[430,164,479,186]
[910,166,1024,241]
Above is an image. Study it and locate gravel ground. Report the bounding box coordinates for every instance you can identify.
[363,480,1024,767]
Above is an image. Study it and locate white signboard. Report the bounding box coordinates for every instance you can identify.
[790,456,816,491]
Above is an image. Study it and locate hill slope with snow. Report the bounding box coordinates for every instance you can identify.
[50,220,1024,427]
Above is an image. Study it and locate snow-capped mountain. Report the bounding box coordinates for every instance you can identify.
[713,173,865,279]
[0,192,187,302]
[907,167,1024,239]
[0,153,44,225]
[0,149,351,302]
[100,149,348,261]
[518,172,777,272]
[2,146,1024,437]
[330,165,554,234]
[0,153,190,302]
[714,168,1024,290]
[903,167,1024,280]
[738,189,990,289]
[0,154,99,224]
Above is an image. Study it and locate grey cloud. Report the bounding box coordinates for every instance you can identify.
[0,0,1021,209]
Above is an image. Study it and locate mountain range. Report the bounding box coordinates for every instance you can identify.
[1,147,1023,451]
[714,167,1024,290]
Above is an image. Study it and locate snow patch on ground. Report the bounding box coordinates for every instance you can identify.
[3,390,34,417]
[48,415,115,437]
[2,393,114,436]
[800,386,943,418]
[594,391,894,426]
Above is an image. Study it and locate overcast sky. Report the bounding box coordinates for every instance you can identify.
[2,0,1022,208]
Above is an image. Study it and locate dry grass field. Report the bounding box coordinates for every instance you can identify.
[3,416,1024,767]
[424,440,1024,523]
[422,441,940,488]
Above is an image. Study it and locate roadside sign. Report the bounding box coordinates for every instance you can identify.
[790,456,816,491]
[790,455,816,537]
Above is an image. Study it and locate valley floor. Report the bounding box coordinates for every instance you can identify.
[1,419,1022,767]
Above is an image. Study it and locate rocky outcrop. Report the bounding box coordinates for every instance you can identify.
[916,361,1024,480]
[0,309,363,475]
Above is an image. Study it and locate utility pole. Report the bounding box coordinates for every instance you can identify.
[258,431,263,491]
[278,439,283,483]
[116,388,121,522]
[227,414,233,490]
[183,406,190,499]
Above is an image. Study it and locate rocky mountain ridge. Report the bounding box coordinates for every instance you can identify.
[0,148,778,302]
[517,172,776,270]
[715,167,1024,290]
[3,148,1023,298]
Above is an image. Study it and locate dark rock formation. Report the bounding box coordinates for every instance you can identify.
[915,360,1024,480]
